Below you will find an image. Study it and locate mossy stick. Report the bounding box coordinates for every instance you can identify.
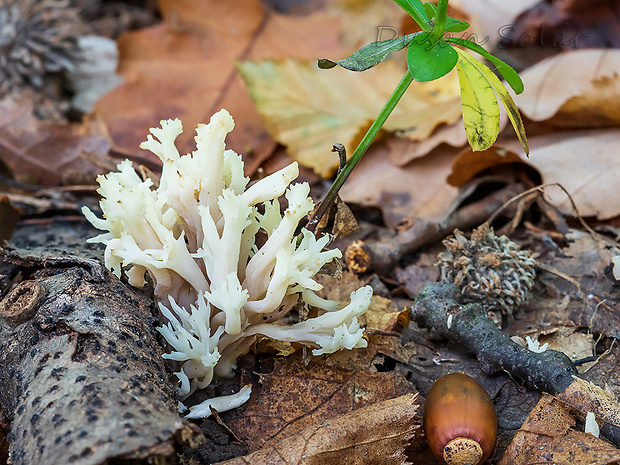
[411,281,620,448]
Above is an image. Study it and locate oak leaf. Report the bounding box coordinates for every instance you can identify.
[238,59,462,176]
[219,393,419,465]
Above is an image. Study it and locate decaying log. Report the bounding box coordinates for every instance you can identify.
[0,248,195,465]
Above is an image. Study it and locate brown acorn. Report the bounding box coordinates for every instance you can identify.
[423,372,497,465]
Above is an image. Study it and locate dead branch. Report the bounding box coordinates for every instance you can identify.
[410,281,620,448]
[344,183,524,275]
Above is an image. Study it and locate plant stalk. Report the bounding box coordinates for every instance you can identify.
[432,0,449,41]
[307,70,414,232]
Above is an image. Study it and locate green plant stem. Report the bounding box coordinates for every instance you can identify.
[432,0,448,41]
[307,70,414,232]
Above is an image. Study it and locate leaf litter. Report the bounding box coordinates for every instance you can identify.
[2,1,620,464]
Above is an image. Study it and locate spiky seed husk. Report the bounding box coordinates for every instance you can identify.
[437,223,536,316]
[0,0,82,96]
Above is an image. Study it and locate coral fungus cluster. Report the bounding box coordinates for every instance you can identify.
[83,109,372,417]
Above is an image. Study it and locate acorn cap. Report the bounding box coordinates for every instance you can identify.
[436,223,536,317]
[444,437,483,465]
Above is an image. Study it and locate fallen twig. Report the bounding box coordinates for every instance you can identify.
[410,281,620,448]
[344,183,524,274]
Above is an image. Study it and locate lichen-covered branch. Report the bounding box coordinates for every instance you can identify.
[410,282,576,394]
[411,282,620,448]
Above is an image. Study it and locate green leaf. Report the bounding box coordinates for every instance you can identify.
[445,37,524,94]
[318,33,421,72]
[424,2,436,19]
[392,0,430,31]
[455,48,528,154]
[454,49,501,151]
[445,18,470,33]
[406,32,458,82]
[434,0,448,39]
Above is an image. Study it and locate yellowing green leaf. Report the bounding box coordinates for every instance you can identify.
[238,59,462,176]
[454,50,500,151]
[456,49,528,154]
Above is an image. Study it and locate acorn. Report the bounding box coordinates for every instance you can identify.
[423,372,497,465]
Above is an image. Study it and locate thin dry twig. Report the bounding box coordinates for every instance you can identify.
[486,183,599,239]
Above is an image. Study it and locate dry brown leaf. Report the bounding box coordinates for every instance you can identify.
[506,129,620,220]
[446,145,527,187]
[340,142,459,228]
[316,271,404,332]
[361,295,407,333]
[0,98,111,186]
[93,0,348,172]
[322,334,419,377]
[579,348,620,403]
[219,393,419,465]
[558,377,620,430]
[389,120,468,167]
[394,252,441,297]
[450,129,620,220]
[540,329,595,365]
[506,228,619,352]
[536,229,620,339]
[518,49,620,126]
[513,328,594,370]
[329,0,410,50]
[228,360,417,452]
[500,393,620,465]
[450,0,540,47]
[332,197,359,238]
[238,59,461,176]
[498,2,620,69]
[385,70,462,139]
[544,230,613,283]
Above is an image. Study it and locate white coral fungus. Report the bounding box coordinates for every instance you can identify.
[525,335,548,353]
[585,412,600,438]
[82,109,372,416]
